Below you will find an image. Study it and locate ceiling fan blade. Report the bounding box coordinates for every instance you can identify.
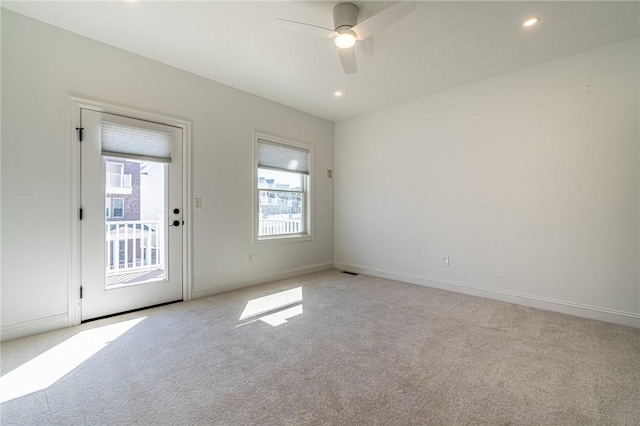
[276,19,336,39]
[360,37,375,57]
[351,0,416,41]
[337,47,357,74]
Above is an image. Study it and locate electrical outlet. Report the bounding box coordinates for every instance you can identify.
[248,253,254,263]
[442,256,450,267]
[194,198,202,209]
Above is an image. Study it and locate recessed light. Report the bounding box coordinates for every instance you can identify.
[523,17,540,27]
[334,91,343,98]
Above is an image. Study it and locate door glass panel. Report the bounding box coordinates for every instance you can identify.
[104,157,167,287]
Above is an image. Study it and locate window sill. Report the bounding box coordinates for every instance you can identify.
[255,233,313,244]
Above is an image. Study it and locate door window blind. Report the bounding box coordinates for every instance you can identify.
[101,121,173,163]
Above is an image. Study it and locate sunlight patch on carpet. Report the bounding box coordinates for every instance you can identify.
[258,304,303,326]
[0,317,146,403]
[239,287,303,326]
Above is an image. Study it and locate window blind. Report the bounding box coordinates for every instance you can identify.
[257,139,309,174]
[101,121,173,163]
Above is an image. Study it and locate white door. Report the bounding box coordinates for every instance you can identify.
[80,108,183,321]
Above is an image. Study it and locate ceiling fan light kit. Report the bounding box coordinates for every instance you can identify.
[334,30,357,49]
[278,1,416,74]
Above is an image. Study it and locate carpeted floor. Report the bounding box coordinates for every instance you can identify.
[1,269,639,425]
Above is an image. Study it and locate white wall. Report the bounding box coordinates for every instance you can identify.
[335,38,640,327]
[1,11,334,339]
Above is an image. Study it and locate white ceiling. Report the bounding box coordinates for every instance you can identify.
[3,1,639,122]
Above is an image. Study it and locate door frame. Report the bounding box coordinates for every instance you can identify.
[69,96,192,326]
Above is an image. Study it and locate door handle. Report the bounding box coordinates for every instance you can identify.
[170,220,181,227]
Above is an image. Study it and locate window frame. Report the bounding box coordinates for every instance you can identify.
[253,132,313,244]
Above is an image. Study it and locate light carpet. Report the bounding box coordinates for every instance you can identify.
[1,269,639,425]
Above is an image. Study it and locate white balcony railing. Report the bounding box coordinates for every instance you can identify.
[105,220,164,274]
[106,172,132,194]
[259,219,302,236]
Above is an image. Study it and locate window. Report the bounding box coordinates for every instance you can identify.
[112,198,124,218]
[255,133,312,242]
[106,161,124,175]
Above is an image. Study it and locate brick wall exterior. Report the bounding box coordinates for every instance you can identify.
[106,160,141,222]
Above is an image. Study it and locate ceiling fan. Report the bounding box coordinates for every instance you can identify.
[277,1,416,74]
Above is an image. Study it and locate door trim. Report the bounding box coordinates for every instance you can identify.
[69,96,192,327]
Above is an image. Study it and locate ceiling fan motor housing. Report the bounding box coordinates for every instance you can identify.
[333,2,359,32]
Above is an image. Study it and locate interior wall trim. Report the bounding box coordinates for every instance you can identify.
[334,261,640,328]
[191,262,334,299]
[1,313,70,342]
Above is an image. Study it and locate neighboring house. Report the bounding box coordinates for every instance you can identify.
[258,177,302,217]
[105,159,141,222]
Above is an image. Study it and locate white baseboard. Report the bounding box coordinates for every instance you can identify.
[6,261,635,341]
[335,261,640,328]
[1,313,71,342]
[191,262,335,299]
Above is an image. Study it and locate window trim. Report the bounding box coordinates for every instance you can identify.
[253,132,313,244]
